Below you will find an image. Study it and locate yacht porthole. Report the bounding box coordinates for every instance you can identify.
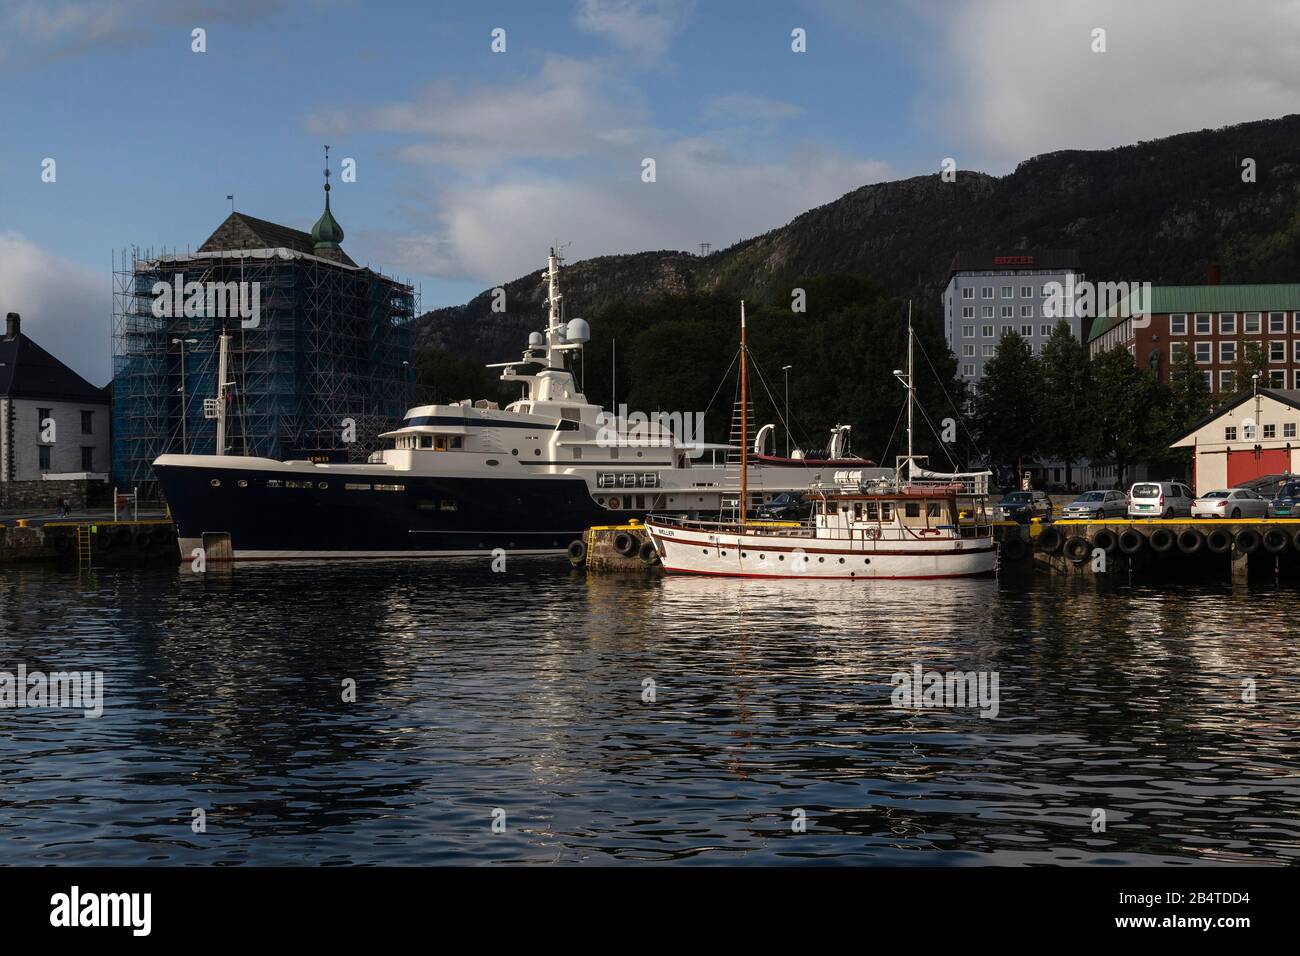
[818,557,824,562]
[741,552,747,557]
[838,558,845,564]
[318,482,328,490]
[237,479,248,488]
[512,449,519,456]
[486,459,500,466]
[534,448,541,456]
[759,554,765,560]
[778,555,785,561]
[209,479,220,487]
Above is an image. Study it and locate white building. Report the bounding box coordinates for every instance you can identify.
[1170,387,1300,494]
[943,250,1085,384]
[0,313,110,483]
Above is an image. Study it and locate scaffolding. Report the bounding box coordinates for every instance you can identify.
[111,245,416,498]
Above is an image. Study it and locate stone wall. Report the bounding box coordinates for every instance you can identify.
[0,478,109,512]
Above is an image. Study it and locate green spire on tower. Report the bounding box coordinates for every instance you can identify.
[311,145,345,250]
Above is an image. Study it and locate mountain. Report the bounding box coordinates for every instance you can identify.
[415,113,1300,362]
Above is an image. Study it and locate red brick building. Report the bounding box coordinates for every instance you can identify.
[1087,284,1300,395]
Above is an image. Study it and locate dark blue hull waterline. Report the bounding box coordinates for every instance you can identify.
[155,462,642,559]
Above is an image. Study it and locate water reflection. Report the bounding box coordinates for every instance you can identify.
[0,561,1296,865]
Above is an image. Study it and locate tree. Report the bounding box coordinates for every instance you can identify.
[972,331,1043,476]
[1085,345,1168,488]
[1038,320,1090,489]
[1229,337,1269,400]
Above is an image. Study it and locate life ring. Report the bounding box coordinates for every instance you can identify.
[1092,528,1119,553]
[567,539,587,566]
[1118,529,1146,554]
[1263,528,1289,553]
[607,496,621,511]
[613,532,639,557]
[1000,536,1029,562]
[1036,526,1063,554]
[1063,536,1091,564]
[1149,528,1175,553]
[1205,528,1232,554]
[1233,528,1261,554]
[863,527,881,540]
[1176,529,1204,554]
[638,539,660,564]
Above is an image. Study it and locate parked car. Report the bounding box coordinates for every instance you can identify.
[994,490,1053,523]
[1128,481,1195,518]
[755,492,811,521]
[1268,479,1300,517]
[1060,489,1128,519]
[1191,488,1270,519]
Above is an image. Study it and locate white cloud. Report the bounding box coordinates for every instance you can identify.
[703,93,804,123]
[0,232,107,385]
[573,0,694,56]
[926,0,1300,169]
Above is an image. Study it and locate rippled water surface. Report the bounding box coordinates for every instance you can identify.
[1,560,1297,865]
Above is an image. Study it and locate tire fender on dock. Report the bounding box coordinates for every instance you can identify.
[1000,537,1029,562]
[1263,528,1289,553]
[1233,528,1261,554]
[1177,528,1205,554]
[1063,536,1091,564]
[1149,527,1175,553]
[1036,526,1063,554]
[613,532,639,557]
[1118,528,1146,554]
[1092,528,1119,553]
[568,539,587,566]
[1205,528,1232,554]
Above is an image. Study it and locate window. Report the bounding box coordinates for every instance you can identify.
[1271,370,1287,388]
[1220,341,1236,363]
[1020,324,1033,337]
[982,306,994,318]
[962,324,975,337]
[1001,285,1013,298]
[983,345,994,357]
[1243,312,1261,333]
[1195,313,1212,334]
[905,501,921,517]
[1294,312,1300,333]
[1243,421,1256,440]
[36,408,51,436]
[1286,423,1298,438]
[962,344,975,357]
[982,286,993,299]
[1265,424,1277,439]
[1171,342,1187,361]
[1225,426,1238,441]
[344,483,371,491]
[1220,370,1235,392]
[881,502,893,520]
[1002,325,1013,337]
[1170,314,1187,335]
[1021,286,1033,298]
[38,445,51,470]
[1271,341,1286,362]
[1041,284,1052,297]
[1000,306,1013,318]
[419,435,433,448]
[1202,371,1213,391]
[80,410,93,434]
[1270,312,1286,333]
[1040,324,1051,336]
[80,447,93,470]
[982,325,994,337]
[1219,313,1237,334]
[962,306,974,318]
[1194,342,1211,364]
[961,363,975,377]
[1021,306,1034,318]
[962,287,974,299]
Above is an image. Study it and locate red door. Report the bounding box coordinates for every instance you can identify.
[1226,447,1289,486]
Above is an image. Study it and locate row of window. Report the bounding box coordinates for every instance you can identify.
[394,434,465,450]
[1171,340,1300,364]
[1224,422,1298,440]
[1169,312,1300,335]
[1196,369,1298,392]
[958,305,1047,320]
[35,408,96,435]
[36,446,96,471]
[960,285,1052,300]
[961,323,1057,338]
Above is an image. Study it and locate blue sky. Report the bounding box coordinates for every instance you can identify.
[3,0,1299,384]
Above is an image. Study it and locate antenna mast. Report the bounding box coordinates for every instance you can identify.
[740,300,748,528]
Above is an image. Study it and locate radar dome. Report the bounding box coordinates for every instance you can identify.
[565,318,591,343]
[528,331,544,349]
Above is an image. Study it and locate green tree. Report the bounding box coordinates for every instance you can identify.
[1085,345,1168,489]
[973,331,1043,474]
[1147,342,1212,478]
[1038,320,1090,489]
[1229,337,1268,400]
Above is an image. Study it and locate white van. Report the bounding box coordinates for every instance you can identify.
[1128,480,1195,518]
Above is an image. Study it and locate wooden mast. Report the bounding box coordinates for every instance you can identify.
[740,300,747,528]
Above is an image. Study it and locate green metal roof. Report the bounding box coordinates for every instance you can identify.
[1087,284,1300,342]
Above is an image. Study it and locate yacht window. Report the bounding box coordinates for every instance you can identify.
[561,407,581,422]
[854,502,863,520]
[573,447,582,459]
[905,502,920,518]
[439,499,458,511]
[926,502,941,518]
[451,436,463,449]
[866,502,878,520]
[420,436,433,449]
[881,503,893,521]
[435,436,447,451]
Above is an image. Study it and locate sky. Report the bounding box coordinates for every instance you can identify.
[4,0,1300,385]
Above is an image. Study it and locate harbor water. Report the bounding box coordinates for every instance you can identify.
[0,560,1297,865]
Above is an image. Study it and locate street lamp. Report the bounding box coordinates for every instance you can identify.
[172,337,198,453]
[782,365,793,457]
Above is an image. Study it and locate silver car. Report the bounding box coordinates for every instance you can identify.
[1061,489,1128,519]
[1191,488,1270,519]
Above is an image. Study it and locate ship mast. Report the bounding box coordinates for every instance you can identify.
[739,300,748,529]
[906,300,914,468]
